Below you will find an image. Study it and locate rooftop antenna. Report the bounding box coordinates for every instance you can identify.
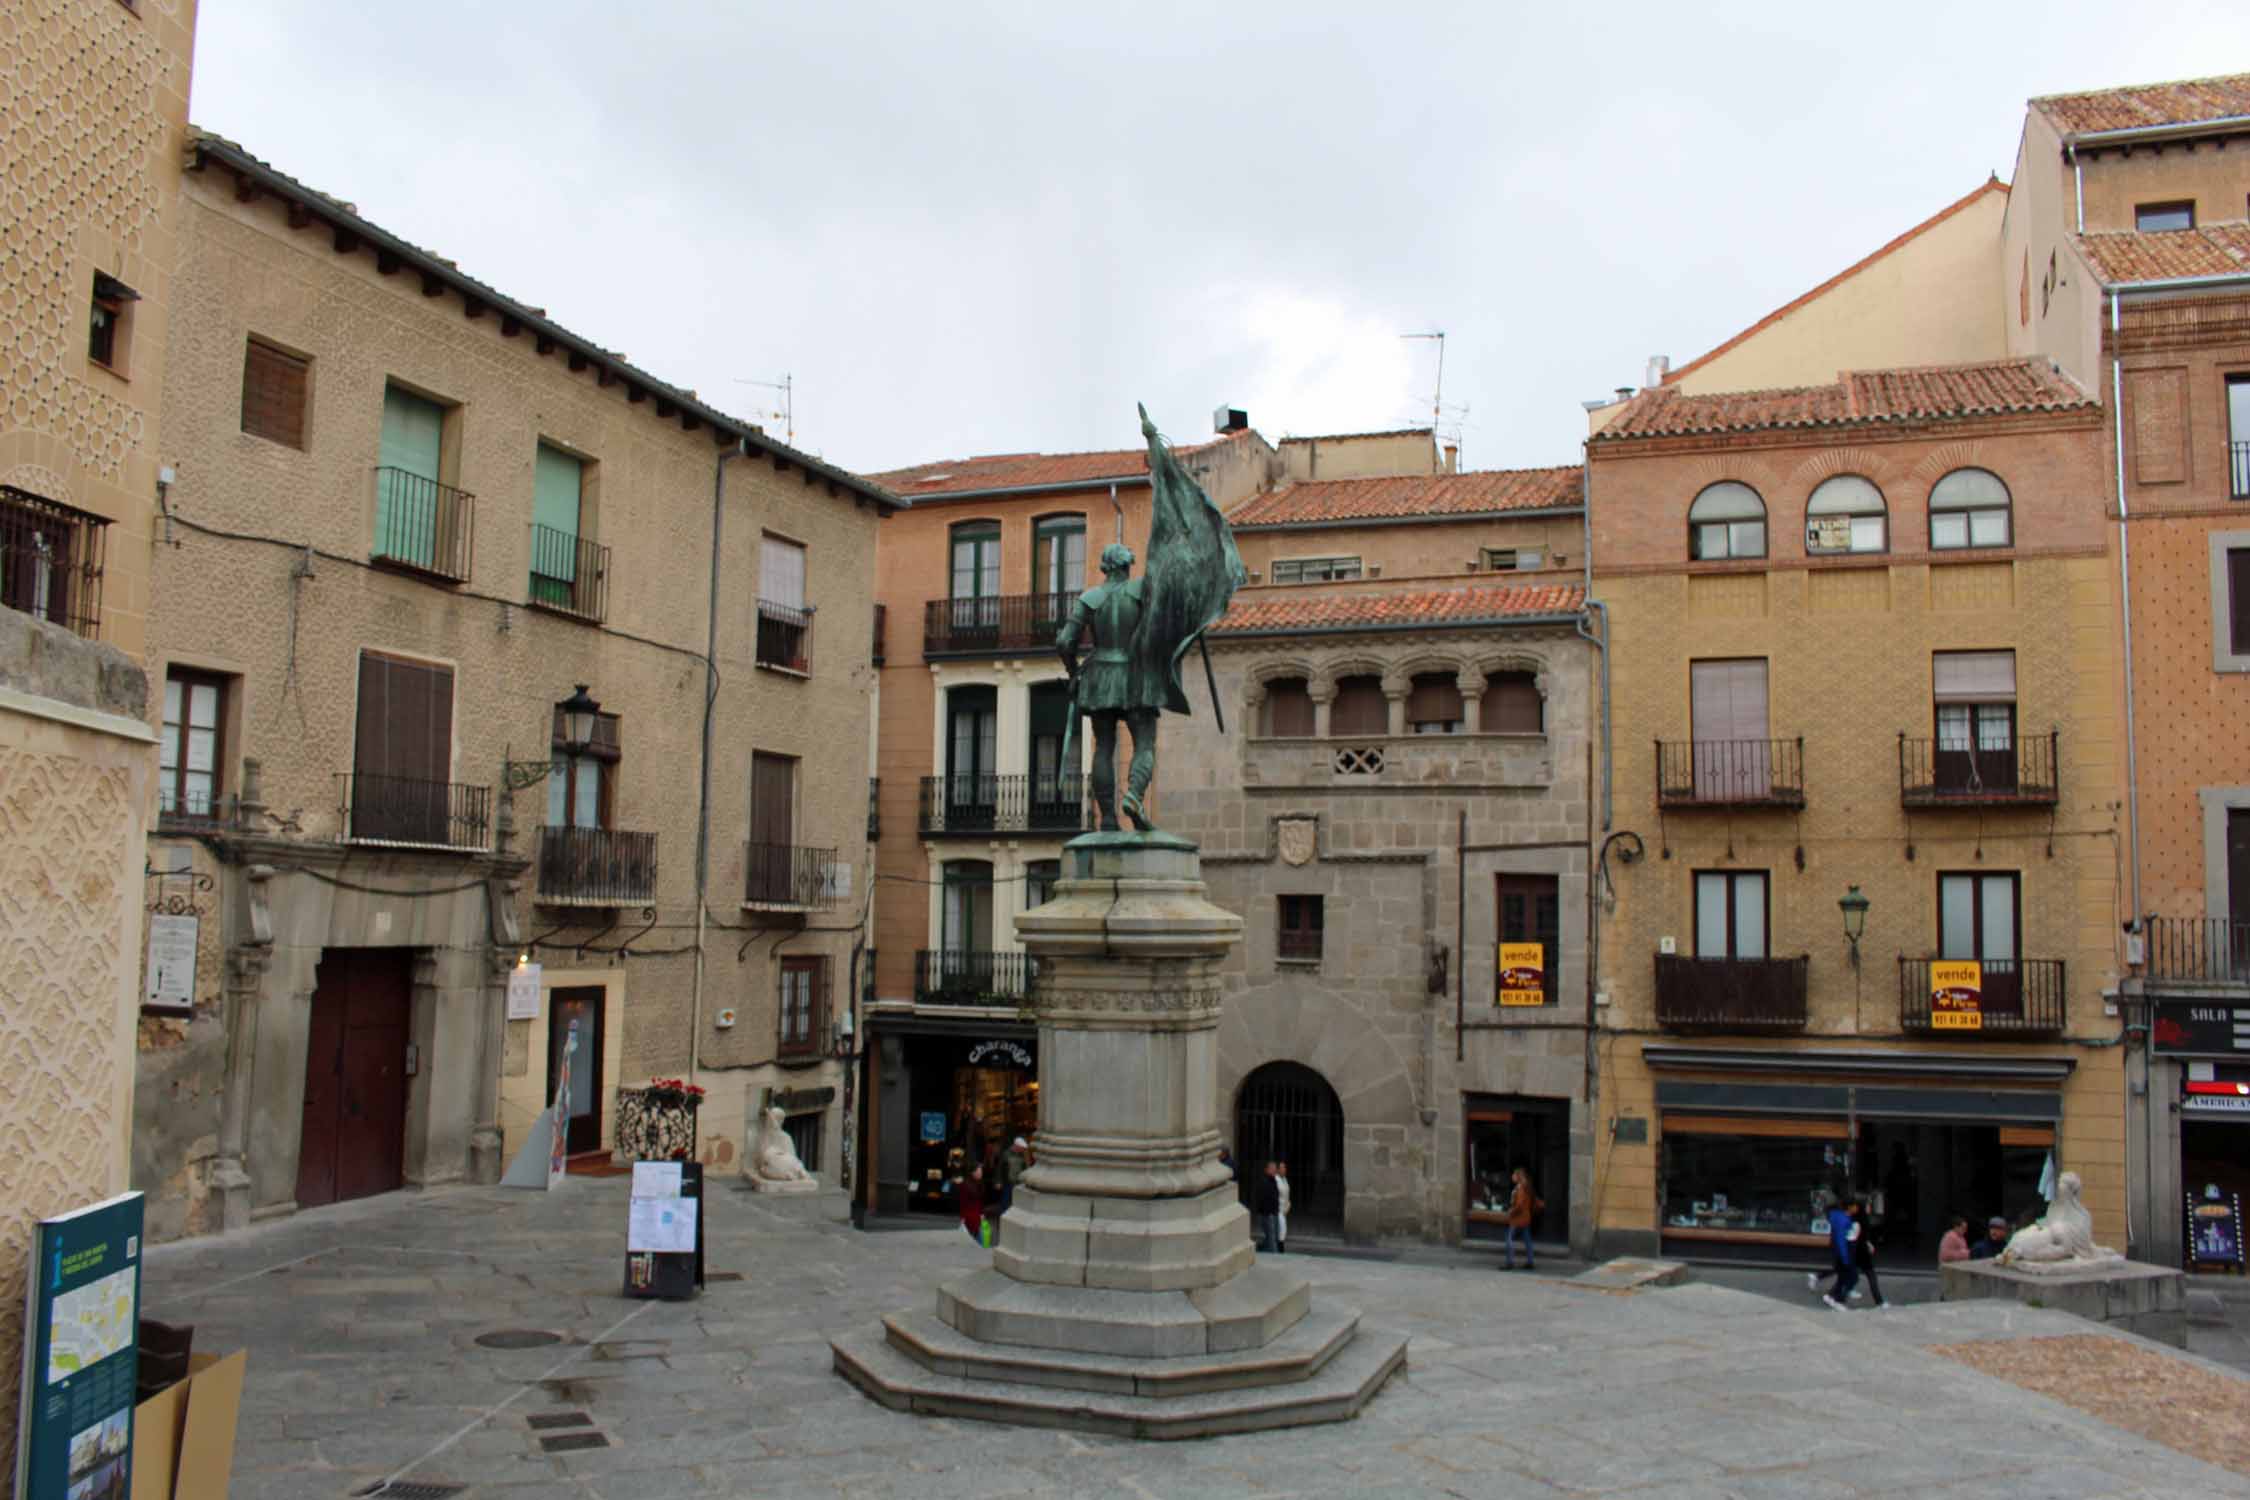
[732,373,794,446]
[1109,482,1125,545]
[1401,331,1444,433]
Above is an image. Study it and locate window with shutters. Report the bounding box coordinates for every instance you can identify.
[240,339,309,448]
[1278,894,1324,963]
[1271,556,1362,584]
[778,956,824,1055]
[375,382,471,580]
[757,534,812,672]
[529,443,604,621]
[548,707,620,830]
[88,271,136,374]
[1930,469,2012,550]
[1480,671,1542,734]
[1932,651,2017,795]
[350,650,477,846]
[159,668,231,821]
[1496,873,1560,1002]
[2221,542,2250,671]
[1262,677,1315,737]
[1329,674,1387,737]
[1407,672,1464,734]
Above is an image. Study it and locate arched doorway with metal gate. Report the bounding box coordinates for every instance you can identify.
[1233,1061,1346,1231]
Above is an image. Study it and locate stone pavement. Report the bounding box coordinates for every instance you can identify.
[141,1179,2250,1499]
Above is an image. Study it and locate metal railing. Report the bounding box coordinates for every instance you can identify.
[1655,738,1805,808]
[743,840,840,909]
[337,770,491,849]
[2232,439,2250,501]
[922,591,1080,656]
[1898,957,2067,1036]
[527,524,608,623]
[2144,916,2250,984]
[756,597,813,672]
[0,485,108,638]
[536,825,658,906]
[917,774,1092,835]
[371,468,474,583]
[1899,731,2058,806]
[872,603,887,666]
[1654,954,1809,1032]
[914,949,1034,1005]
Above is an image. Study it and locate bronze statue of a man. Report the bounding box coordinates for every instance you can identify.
[1057,542,1159,830]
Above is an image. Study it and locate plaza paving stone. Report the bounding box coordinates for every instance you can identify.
[138,1178,2250,1499]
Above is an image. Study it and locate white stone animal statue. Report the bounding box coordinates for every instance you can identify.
[1996,1171,2124,1273]
[747,1106,819,1192]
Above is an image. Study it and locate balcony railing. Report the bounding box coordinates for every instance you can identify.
[742,840,840,910]
[756,597,813,673]
[2144,916,2250,984]
[1654,954,1809,1033]
[337,771,491,850]
[914,949,1035,1005]
[922,591,1080,656]
[371,468,474,583]
[1655,738,1805,809]
[918,774,1092,836]
[537,825,657,906]
[2232,439,2250,501]
[1900,731,2058,807]
[0,485,107,638]
[527,524,608,624]
[1899,957,2066,1037]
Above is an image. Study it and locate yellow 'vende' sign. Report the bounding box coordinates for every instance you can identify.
[1498,942,1546,1006]
[1930,959,1983,1030]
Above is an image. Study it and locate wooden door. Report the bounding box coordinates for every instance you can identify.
[2229,810,2250,977]
[547,987,605,1157]
[353,652,455,843]
[749,752,796,901]
[1690,659,1769,800]
[297,950,412,1209]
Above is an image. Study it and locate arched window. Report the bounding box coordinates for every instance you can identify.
[1481,671,1543,734]
[1407,672,1464,734]
[1263,676,1315,737]
[1330,674,1387,737]
[1688,482,1766,560]
[1804,475,1887,554]
[1032,513,1087,597]
[1929,468,2012,550]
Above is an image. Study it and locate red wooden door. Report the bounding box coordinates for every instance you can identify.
[296,950,412,1208]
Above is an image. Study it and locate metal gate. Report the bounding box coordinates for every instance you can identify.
[1234,1061,1345,1228]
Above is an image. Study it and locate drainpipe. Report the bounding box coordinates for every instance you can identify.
[1572,450,1611,832]
[2109,294,2141,927]
[691,440,750,1077]
[2070,143,2083,235]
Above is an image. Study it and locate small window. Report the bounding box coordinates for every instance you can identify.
[2229,547,2250,658]
[1025,859,1061,910]
[1497,873,1561,1004]
[950,522,1000,602]
[547,705,620,830]
[1407,672,1463,734]
[240,339,309,448]
[779,956,824,1054]
[757,535,811,671]
[1263,676,1315,737]
[2136,201,2195,232]
[1694,870,1768,959]
[1479,547,1518,571]
[160,669,229,819]
[1329,674,1387,737]
[1272,556,1362,584]
[2227,377,2249,501]
[88,272,137,372]
[1687,482,1765,560]
[1804,475,1886,555]
[1033,514,1087,597]
[1481,671,1542,734]
[1930,468,2012,550]
[1278,894,1324,963]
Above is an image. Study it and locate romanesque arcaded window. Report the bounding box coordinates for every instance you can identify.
[1263,677,1314,736]
[1481,671,1542,734]
[1330,675,1386,737]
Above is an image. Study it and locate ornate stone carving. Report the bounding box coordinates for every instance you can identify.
[1997,1172,2126,1274]
[1276,818,1317,867]
[747,1106,820,1192]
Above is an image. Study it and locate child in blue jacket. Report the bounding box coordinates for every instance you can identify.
[1807,1193,1861,1309]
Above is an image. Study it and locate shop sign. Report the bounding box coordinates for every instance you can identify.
[2183,1078,2250,1115]
[506,960,543,1021]
[1930,960,1983,1030]
[143,913,198,1013]
[1497,943,1546,1006]
[1807,515,1853,552]
[918,1111,948,1145]
[2152,1004,2250,1056]
[17,1191,143,1500]
[968,1039,1033,1069]
[2187,1193,2244,1267]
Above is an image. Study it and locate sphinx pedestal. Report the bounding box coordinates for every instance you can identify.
[832,833,1406,1439]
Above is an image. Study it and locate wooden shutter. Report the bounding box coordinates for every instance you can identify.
[1481,672,1542,733]
[761,536,807,608]
[1265,679,1315,737]
[1407,674,1462,727]
[356,652,452,782]
[1330,676,1387,736]
[1691,659,1768,741]
[752,753,795,845]
[1933,651,2016,702]
[240,340,308,448]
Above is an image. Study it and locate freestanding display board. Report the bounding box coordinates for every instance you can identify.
[624,1161,705,1300]
[15,1191,144,1500]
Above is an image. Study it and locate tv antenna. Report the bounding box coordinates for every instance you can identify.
[1401,331,1466,460]
[733,373,794,447]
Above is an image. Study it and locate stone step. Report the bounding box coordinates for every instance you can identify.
[935,1264,1310,1359]
[832,1320,1408,1441]
[882,1303,1360,1398]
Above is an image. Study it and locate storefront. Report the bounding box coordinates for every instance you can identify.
[1462,1095,1571,1247]
[2152,1000,2250,1272]
[865,1018,1038,1215]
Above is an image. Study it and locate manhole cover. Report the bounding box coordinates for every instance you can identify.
[353,1482,465,1499]
[475,1329,563,1350]
[539,1431,611,1453]
[526,1411,592,1431]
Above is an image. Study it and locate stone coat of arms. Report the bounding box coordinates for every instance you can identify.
[1276,818,1317,867]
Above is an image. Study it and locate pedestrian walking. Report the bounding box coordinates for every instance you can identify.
[1850,1200,1890,1308]
[1251,1161,1281,1252]
[1501,1166,1539,1270]
[958,1164,987,1246]
[1275,1161,1292,1254]
[1807,1192,1861,1309]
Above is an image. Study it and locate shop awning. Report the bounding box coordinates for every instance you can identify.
[1640,1045,2076,1083]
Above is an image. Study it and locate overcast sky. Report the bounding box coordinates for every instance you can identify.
[190,2,2250,475]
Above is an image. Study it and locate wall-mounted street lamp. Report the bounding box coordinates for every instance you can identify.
[504,684,602,790]
[1839,885,1870,970]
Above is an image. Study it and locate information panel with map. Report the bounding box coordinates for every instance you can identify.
[14,1190,142,1500]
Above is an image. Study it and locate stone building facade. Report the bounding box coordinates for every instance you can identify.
[132,133,890,1241]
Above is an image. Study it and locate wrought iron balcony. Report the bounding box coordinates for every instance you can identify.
[1898,957,2066,1038]
[2144,917,2250,985]
[0,484,108,638]
[336,770,491,850]
[371,468,474,583]
[922,591,1079,657]
[1899,731,2058,807]
[914,949,1034,1005]
[918,774,1092,836]
[756,597,813,673]
[1655,738,1805,809]
[1654,954,1809,1033]
[742,840,841,910]
[527,524,608,624]
[537,825,657,907]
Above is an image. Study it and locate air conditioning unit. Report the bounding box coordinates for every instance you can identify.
[1366,564,1382,578]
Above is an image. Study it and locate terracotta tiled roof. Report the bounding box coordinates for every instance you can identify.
[2034,72,2250,136]
[2077,224,2250,283]
[1595,358,2094,443]
[1227,466,1581,527]
[872,429,1250,498]
[1664,180,2009,388]
[1211,582,1584,635]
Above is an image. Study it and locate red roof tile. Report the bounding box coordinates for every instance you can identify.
[1228,466,1581,527]
[2077,224,2250,283]
[1595,358,2093,443]
[1664,180,2009,388]
[871,429,1250,498]
[1211,582,1584,635]
[2034,72,2250,136]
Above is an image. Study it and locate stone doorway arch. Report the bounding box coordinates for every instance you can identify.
[1234,1061,1345,1231]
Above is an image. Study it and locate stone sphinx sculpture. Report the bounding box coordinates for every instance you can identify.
[1996,1171,2124,1273]
[745,1106,819,1193]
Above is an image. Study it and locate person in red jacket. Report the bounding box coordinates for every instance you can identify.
[958,1164,986,1245]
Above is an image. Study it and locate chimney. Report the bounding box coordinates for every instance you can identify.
[1212,405,1248,433]
[1614,387,1635,402]
[1645,354,1671,387]
[1442,444,1458,474]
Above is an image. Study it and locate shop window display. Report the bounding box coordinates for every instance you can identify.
[1662,1124,1845,1240]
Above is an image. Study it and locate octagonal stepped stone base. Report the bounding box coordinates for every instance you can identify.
[883,1303,1361,1397]
[935,1265,1309,1359]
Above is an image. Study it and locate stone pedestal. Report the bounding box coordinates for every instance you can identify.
[1940,1259,2189,1347]
[833,833,1406,1438]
